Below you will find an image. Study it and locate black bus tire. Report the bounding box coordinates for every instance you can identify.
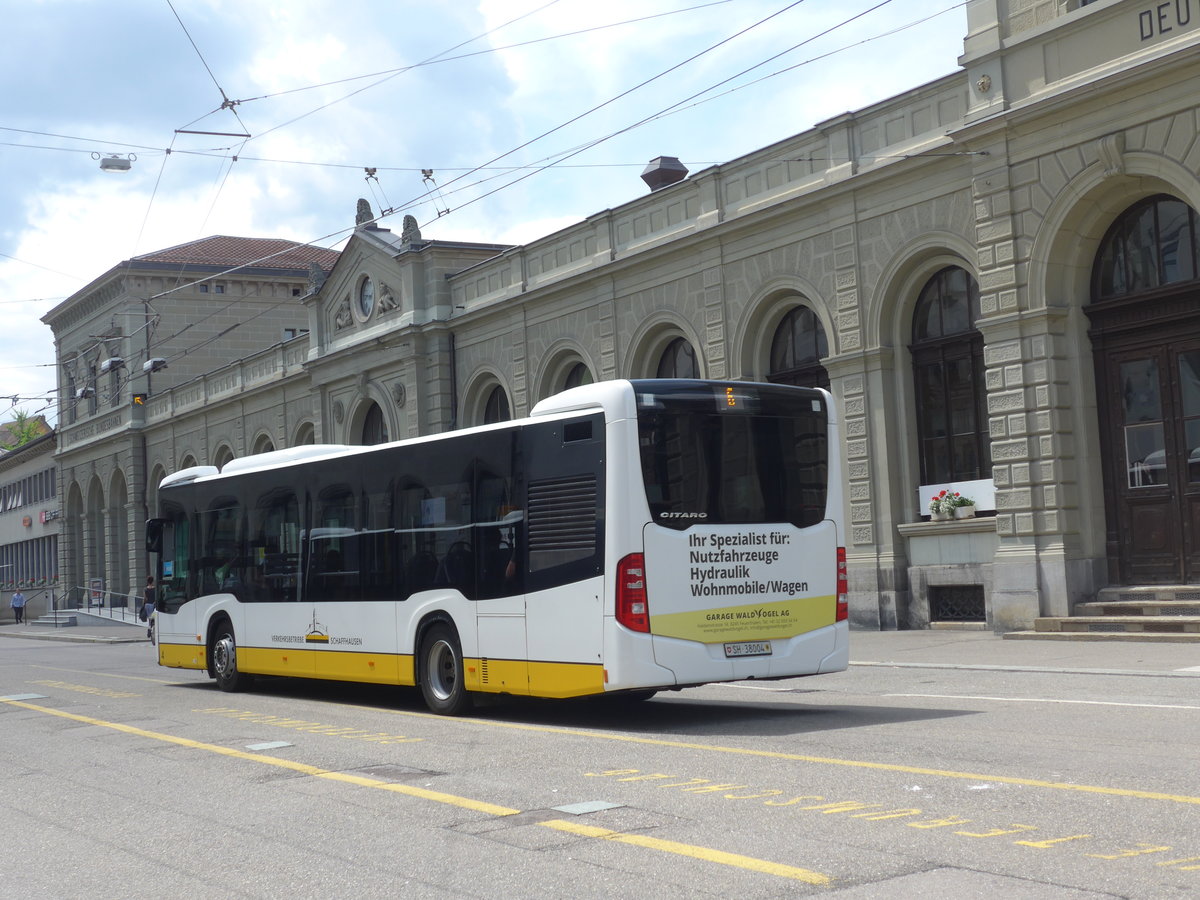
[211,620,254,692]
[419,624,472,716]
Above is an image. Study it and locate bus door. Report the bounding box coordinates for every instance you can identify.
[472,430,529,694]
[149,503,199,667]
[520,415,607,698]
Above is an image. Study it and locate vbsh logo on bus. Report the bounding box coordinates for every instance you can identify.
[644,524,837,642]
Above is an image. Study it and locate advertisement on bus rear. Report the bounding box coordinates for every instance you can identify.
[642,523,837,642]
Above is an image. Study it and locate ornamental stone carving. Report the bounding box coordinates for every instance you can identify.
[334,297,353,331]
[379,282,399,312]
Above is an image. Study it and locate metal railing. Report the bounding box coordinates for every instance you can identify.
[5,585,148,627]
[5,588,60,626]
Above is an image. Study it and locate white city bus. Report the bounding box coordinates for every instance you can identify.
[146,379,847,714]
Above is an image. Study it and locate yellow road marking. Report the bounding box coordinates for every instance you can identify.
[3,698,512,815]
[1,697,828,884]
[352,715,1199,808]
[29,664,185,685]
[26,664,1195,807]
[541,819,829,884]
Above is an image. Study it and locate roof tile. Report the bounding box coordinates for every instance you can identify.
[133,236,340,271]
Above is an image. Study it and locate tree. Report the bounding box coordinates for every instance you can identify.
[0,410,47,451]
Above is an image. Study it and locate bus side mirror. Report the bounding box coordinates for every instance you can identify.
[146,518,165,554]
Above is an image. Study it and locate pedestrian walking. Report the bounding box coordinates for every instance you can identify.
[141,576,156,641]
[11,589,27,625]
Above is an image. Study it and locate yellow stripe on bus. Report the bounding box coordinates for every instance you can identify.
[464,658,605,698]
[157,642,207,671]
[159,643,604,699]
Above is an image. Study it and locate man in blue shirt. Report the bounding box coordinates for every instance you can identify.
[11,589,27,625]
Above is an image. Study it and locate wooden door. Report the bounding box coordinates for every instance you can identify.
[1103,343,1200,582]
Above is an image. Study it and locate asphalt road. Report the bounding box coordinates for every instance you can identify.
[1,631,1198,898]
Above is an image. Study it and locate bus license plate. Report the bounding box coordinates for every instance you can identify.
[724,640,772,658]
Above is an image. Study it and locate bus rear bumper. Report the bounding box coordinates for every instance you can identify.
[653,621,847,686]
[602,620,848,691]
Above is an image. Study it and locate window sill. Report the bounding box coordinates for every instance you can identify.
[898,517,997,538]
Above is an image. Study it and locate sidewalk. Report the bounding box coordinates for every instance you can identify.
[0,620,148,644]
[1,621,1198,675]
[848,628,1200,677]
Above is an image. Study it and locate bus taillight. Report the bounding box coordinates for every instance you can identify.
[616,553,650,633]
[836,547,848,622]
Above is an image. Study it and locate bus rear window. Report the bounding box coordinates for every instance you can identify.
[635,381,828,529]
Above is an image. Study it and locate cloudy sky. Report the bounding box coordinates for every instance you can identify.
[1,0,969,426]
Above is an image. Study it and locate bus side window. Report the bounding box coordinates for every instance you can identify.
[254,488,300,602]
[310,485,359,603]
[475,434,519,600]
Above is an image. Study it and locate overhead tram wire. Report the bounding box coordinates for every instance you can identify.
[626,0,968,130]
[111,1,571,358]
[224,1,737,106]
[2,4,951,427]
[165,0,237,115]
[74,1,937,382]
[129,0,258,375]
[427,1,983,229]
[120,0,852,359]
[2,2,959,190]
[243,0,568,146]
[109,2,579,350]
[111,0,914,317]
[389,0,812,221]
[405,0,900,230]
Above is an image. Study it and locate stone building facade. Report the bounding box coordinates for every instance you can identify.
[42,238,341,608]
[45,0,1200,629]
[0,430,59,621]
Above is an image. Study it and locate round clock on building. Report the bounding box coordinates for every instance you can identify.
[358,277,375,318]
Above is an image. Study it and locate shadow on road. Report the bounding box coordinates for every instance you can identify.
[167,675,974,737]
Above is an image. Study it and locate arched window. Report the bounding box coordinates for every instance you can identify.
[483,386,511,424]
[563,362,593,391]
[361,402,388,445]
[656,337,699,379]
[768,306,829,389]
[911,266,989,485]
[1093,194,1199,299]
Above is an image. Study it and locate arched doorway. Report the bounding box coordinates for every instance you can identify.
[1087,194,1200,583]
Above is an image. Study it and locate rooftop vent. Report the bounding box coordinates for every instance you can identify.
[640,156,688,191]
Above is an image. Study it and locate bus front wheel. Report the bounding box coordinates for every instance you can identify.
[419,624,471,716]
[212,622,253,692]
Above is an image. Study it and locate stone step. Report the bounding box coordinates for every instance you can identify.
[1034,615,1200,634]
[33,612,77,627]
[1096,585,1200,603]
[1003,585,1200,642]
[1004,630,1200,642]
[1075,600,1200,617]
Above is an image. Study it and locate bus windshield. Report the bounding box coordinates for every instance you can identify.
[635,380,829,529]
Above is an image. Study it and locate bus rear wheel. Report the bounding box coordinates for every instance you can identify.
[419,624,471,716]
[212,621,253,692]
